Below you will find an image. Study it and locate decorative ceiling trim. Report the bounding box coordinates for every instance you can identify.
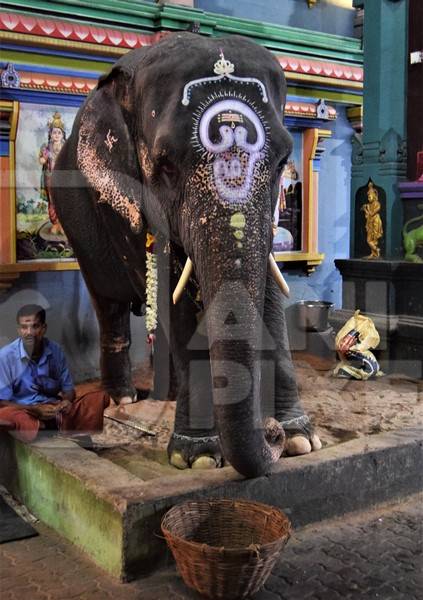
[0,1,363,62]
[0,30,129,56]
[1,66,341,114]
[278,55,362,82]
[0,12,363,86]
[16,70,97,94]
[0,12,166,49]
[0,63,342,118]
[285,100,337,119]
[285,72,362,90]
[0,65,96,95]
[1,64,361,98]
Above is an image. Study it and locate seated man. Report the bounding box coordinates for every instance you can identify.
[0,304,109,443]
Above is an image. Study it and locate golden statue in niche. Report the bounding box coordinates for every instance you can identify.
[362,181,383,258]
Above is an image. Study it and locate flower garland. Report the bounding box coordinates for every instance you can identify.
[145,232,158,342]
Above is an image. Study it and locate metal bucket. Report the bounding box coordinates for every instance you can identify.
[297,300,334,332]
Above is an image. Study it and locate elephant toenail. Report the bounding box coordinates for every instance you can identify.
[285,436,312,456]
[170,451,189,469]
[311,434,322,451]
[191,456,218,470]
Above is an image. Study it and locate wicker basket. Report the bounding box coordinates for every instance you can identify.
[161,499,291,599]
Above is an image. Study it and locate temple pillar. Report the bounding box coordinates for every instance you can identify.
[334,0,423,377]
[350,0,407,259]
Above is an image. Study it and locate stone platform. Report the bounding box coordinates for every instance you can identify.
[1,359,422,581]
[1,425,421,581]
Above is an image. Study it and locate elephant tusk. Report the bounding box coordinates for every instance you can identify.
[269,254,290,298]
[172,258,193,304]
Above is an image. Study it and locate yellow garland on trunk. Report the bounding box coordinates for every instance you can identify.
[145,233,158,334]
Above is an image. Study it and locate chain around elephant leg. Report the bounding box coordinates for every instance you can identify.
[168,432,223,470]
[279,414,322,455]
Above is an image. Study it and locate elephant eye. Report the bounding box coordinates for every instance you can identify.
[276,157,288,174]
[161,159,176,175]
[153,157,178,188]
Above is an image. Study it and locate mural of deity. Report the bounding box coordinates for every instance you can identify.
[38,111,66,236]
[15,103,76,261]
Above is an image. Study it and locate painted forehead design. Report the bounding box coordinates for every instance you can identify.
[192,97,268,205]
[181,51,269,106]
[190,90,270,157]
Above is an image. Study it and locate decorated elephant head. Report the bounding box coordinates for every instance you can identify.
[53,33,299,477]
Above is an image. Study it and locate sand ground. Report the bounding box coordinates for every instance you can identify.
[75,355,422,475]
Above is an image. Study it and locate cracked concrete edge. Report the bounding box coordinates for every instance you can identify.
[5,426,422,510]
[2,439,127,578]
[10,437,146,511]
[131,426,423,503]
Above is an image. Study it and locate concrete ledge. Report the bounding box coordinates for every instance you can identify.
[1,427,422,580]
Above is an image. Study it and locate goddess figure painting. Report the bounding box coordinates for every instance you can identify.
[15,104,77,260]
[39,111,66,236]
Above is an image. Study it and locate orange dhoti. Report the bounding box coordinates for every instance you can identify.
[0,391,110,443]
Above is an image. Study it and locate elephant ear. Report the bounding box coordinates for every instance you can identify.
[77,67,143,234]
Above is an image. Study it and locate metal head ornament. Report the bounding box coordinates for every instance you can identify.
[182,51,269,106]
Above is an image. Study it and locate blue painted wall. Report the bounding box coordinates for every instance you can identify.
[0,1,356,380]
[286,106,352,309]
[284,106,352,346]
[195,0,355,37]
[194,0,356,335]
[0,272,147,383]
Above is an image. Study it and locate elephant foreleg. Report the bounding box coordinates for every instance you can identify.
[91,294,136,404]
[262,273,321,454]
[154,245,221,468]
[168,298,222,468]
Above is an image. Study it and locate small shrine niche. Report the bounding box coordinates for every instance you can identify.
[273,127,332,273]
[353,178,386,259]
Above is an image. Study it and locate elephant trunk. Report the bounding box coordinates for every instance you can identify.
[208,328,284,478]
[193,236,285,478]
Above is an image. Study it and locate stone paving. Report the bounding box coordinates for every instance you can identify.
[1,494,421,600]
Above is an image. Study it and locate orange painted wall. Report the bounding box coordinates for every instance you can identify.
[0,155,13,264]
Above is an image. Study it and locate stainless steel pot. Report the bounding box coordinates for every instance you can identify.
[297,300,334,332]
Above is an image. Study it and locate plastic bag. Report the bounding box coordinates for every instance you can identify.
[333,310,382,380]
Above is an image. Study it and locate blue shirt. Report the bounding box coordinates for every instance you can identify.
[0,338,74,405]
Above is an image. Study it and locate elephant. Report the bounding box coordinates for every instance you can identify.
[52,32,321,478]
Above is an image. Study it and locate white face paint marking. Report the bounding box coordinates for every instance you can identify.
[197,99,266,204]
[105,129,118,152]
[181,52,269,106]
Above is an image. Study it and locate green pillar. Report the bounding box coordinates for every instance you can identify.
[351,0,408,258]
